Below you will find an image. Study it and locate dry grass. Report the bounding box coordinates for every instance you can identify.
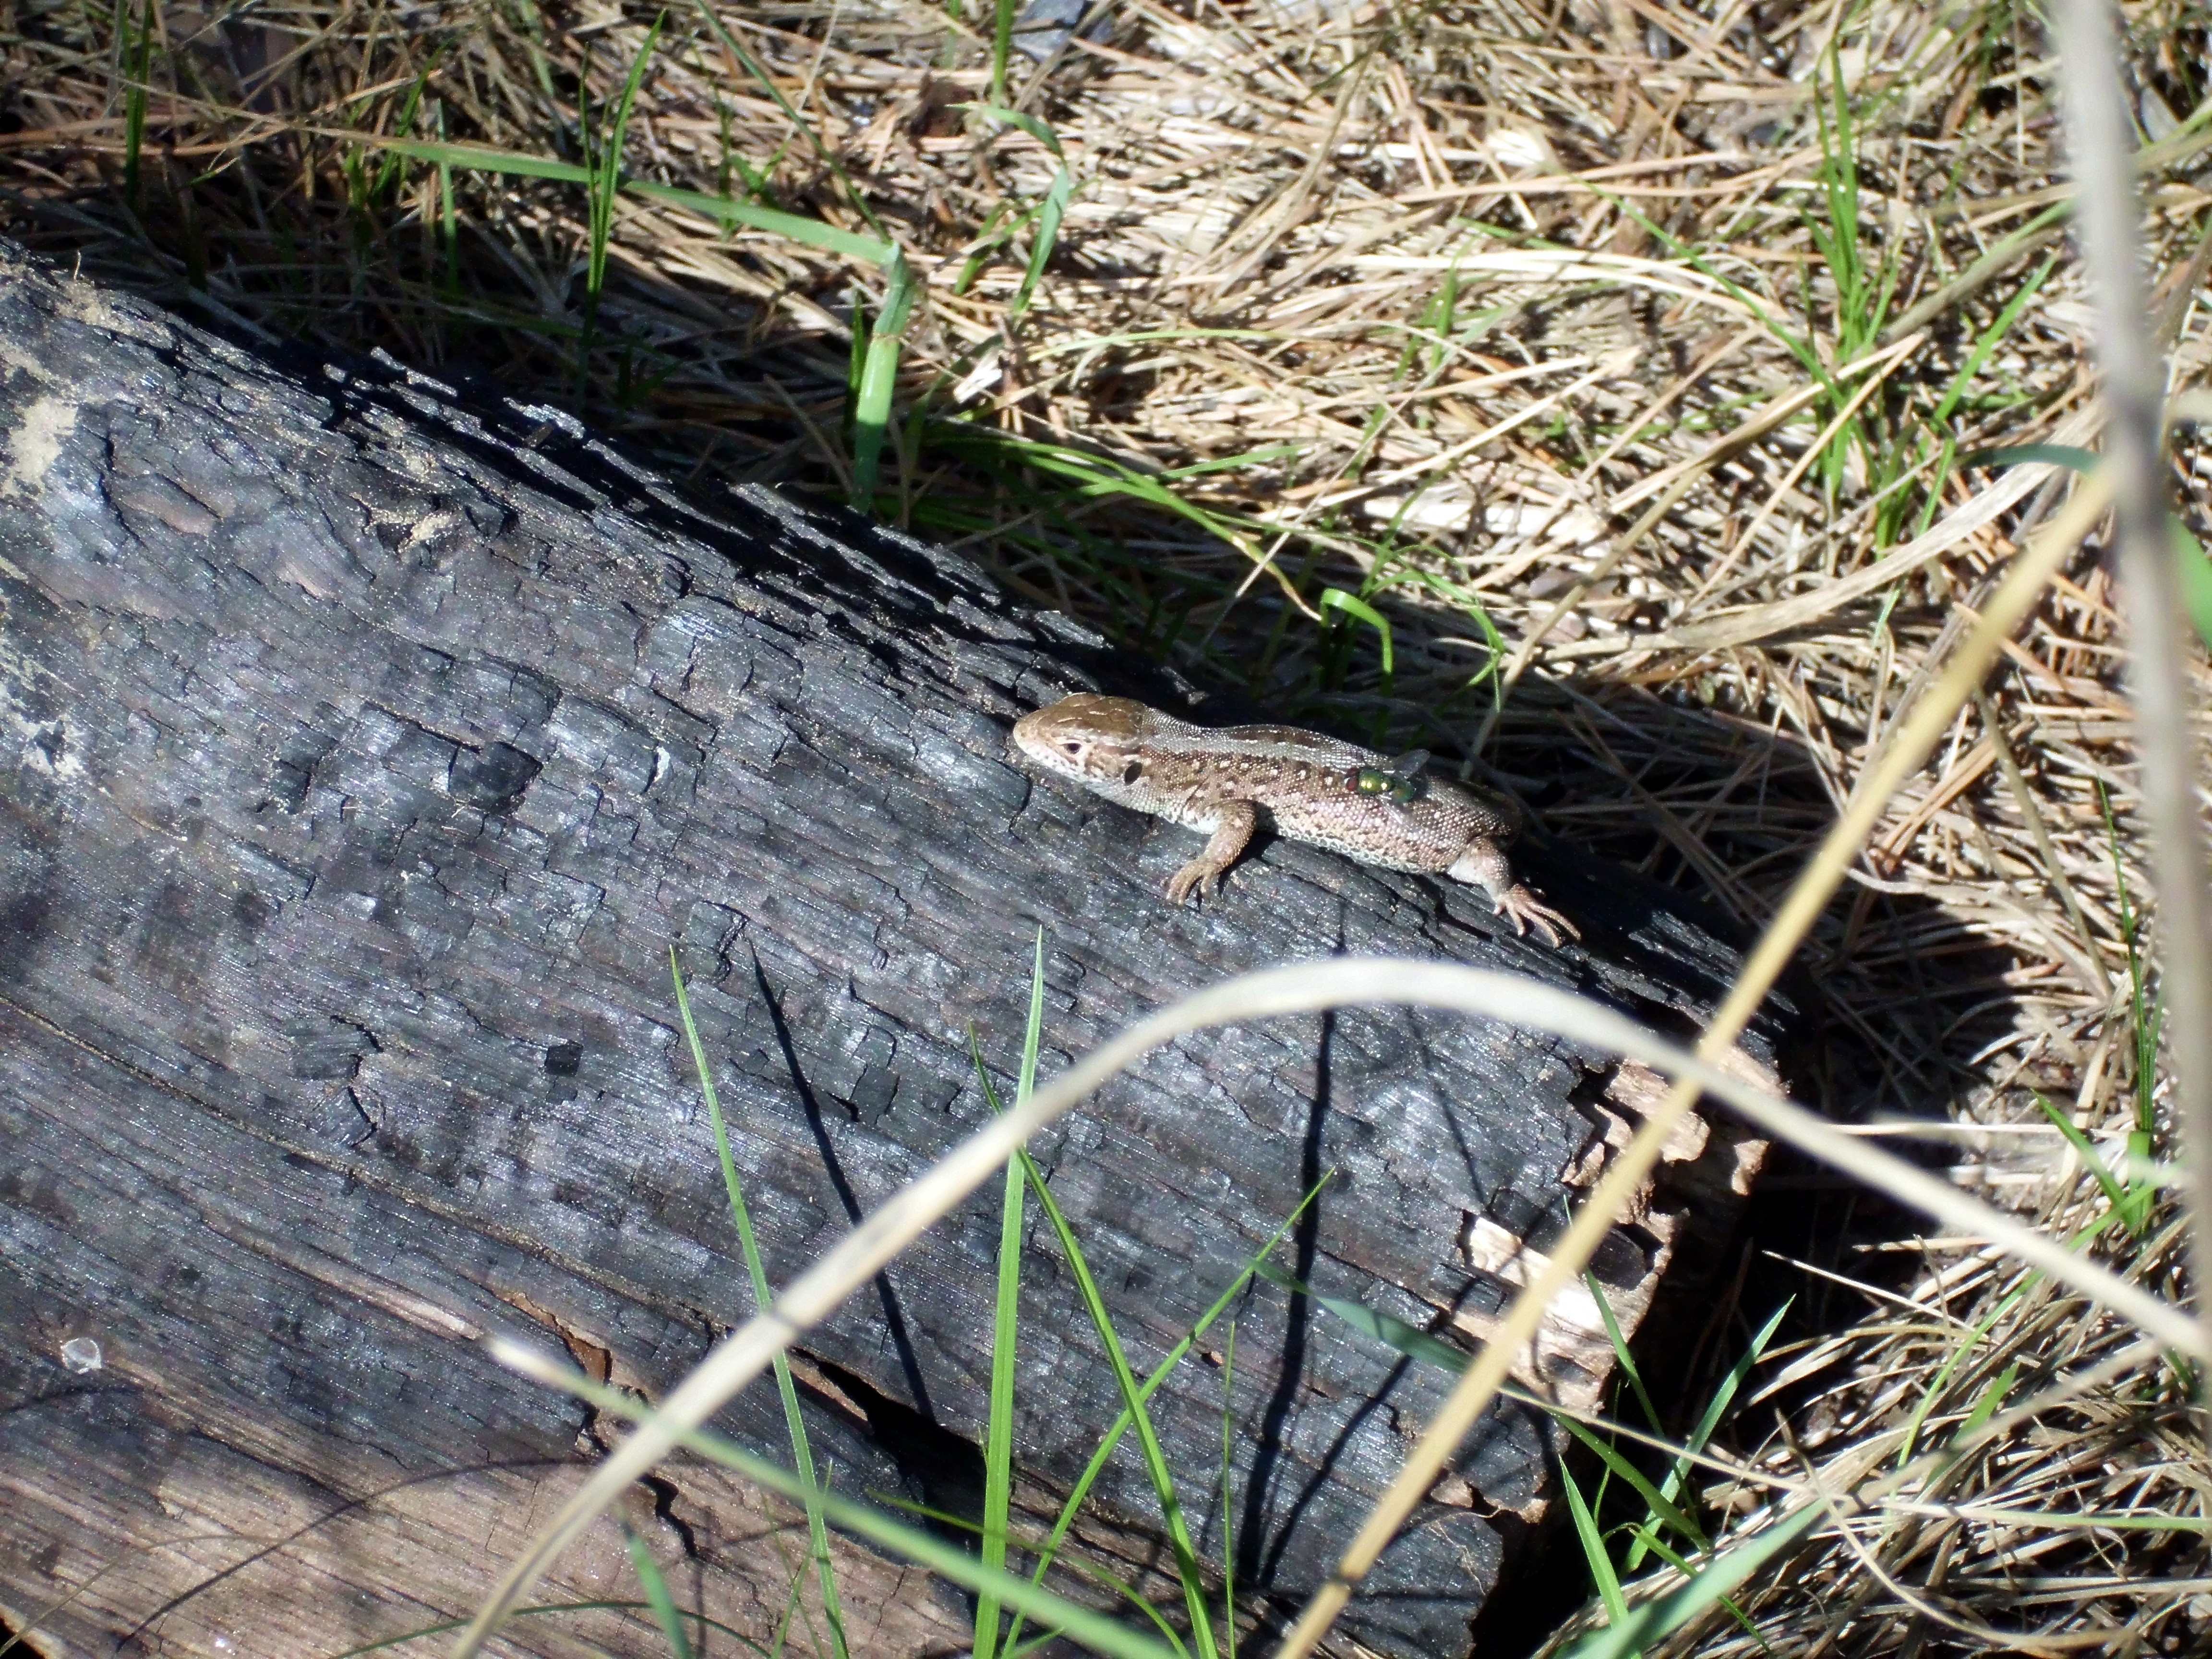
[5,0,2211,1648]
[1620,1220,2207,1656]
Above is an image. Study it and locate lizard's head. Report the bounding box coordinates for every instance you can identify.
[1011,693,1148,784]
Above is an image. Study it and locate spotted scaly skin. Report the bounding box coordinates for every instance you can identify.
[1011,693,1579,946]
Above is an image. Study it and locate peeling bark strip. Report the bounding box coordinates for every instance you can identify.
[0,243,1778,1659]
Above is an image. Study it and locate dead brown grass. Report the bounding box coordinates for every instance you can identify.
[4,0,2210,1648]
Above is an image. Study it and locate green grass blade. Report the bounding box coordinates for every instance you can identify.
[623,180,893,263]
[1318,588,1394,682]
[353,138,894,265]
[1959,443,2101,472]
[991,0,1019,104]
[958,104,1078,317]
[121,0,155,209]
[1636,1309,1787,1566]
[1277,1267,1699,1553]
[1611,1530,1765,1646]
[1558,1459,1630,1634]
[968,981,1282,1659]
[2033,1091,2136,1218]
[1668,1296,1788,1476]
[972,928,1049,1659]
[1883,201,2068,342]
[1262,1269,1456,1363]
[851,251,919,506]
[1156,445,1302,481]
[578,12,662,382]
[1005,1565,1194,1658]
[2177,518,2212,653]
[1013,168,1072,320]
[435,105,459,294]
[1551,1415,1706,1553]
[1219,1322,1238,1659]
[600,14,665,246]
[846,276,871,434]
[864,1494,1194,1656]
[513,1356,1186,1659]
[2104,779,2149,1052]
[670,954,851,1659]
[768,1547,807,1658]
[692,0,891,241]
[1621,1298,1789,1572]
[976,1172,1022,1659]
[956,200,1020,292]
[370,65,434,204]
[622,1524,698,1659]
[1584,1270,1661,1433]
[1000,1186,1324,1655]
[966,104,1067,158]
[1598,188,1826,388]
[1956,1359,2020,1443]
[357,135,594,183]
[1910,431,1959,542]
[1927,253,2056,430]
[1013,1157,1220,1659]
[1560,1503,1827,1659]
[923,423,1286,554]
[1893,1293,2009,1467]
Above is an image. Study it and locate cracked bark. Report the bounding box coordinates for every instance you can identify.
[0,242,1782,1659]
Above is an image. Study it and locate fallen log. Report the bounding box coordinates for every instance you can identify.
[0,242,1780,1659]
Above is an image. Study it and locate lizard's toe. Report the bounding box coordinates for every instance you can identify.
[1499,886,1580,948]
[1165,861,1216,907]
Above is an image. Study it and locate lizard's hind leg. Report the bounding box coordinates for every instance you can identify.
[1447,839,1580,946]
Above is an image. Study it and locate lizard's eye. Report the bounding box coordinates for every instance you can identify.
[1060,740,1084,757]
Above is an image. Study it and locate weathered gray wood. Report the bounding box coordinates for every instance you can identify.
[0,243,1778,1659]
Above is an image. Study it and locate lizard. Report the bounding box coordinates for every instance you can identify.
[1010,692,1579,946]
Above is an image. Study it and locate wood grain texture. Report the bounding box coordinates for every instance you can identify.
[0,243,1779,1659]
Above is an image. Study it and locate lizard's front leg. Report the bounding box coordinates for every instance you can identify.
[1165,800,1258,906]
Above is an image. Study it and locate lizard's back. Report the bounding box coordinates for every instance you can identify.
[1134,713,1521,875]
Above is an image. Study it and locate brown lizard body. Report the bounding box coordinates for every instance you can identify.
[1011,693,1578,945]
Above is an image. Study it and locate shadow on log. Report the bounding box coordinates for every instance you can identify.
[0,243,1786,1659]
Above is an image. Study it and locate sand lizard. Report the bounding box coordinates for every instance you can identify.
[1011,693,1578,946]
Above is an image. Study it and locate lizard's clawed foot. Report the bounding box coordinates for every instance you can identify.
[1496,885,1580,948]
[1165,858,1227,907]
